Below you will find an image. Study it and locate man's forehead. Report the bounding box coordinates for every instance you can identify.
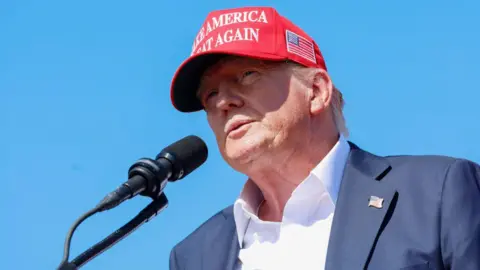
[202,56,267,76]
[196,56,288,97]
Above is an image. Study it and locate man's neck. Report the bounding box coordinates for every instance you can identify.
[245,133,340,222]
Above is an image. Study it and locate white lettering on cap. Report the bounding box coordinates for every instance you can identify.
[191,10,268,55]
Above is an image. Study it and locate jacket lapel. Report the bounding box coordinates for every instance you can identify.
[325,142,397,270]
[225,229,240,269]
[202,206,240,270]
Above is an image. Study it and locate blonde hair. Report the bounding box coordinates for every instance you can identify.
[330,85,349,137]
[286,62,349,138]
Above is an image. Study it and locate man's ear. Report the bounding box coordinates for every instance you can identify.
[310,69,333,115]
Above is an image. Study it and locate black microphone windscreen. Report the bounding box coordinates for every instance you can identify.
[156,135,208,181]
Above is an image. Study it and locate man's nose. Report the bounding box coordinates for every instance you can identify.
[215,82,244,112]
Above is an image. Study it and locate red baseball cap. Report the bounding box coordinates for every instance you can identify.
[170,6,327,112]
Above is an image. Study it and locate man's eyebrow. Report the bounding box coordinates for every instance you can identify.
[195,60,274,98]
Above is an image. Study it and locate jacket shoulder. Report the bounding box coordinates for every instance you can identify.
[384,153,479,173]
[372,151,480,194]
[349,141,478,185]
[385,154,459,167]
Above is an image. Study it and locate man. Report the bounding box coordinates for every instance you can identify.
[168,6,480,270]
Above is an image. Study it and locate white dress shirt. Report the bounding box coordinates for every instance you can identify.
[233,135,351,270]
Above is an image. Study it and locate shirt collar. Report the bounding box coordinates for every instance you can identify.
[310,134,350,204]
[233,134,351,247]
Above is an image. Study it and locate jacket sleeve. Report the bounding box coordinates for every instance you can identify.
[440,159,480,269]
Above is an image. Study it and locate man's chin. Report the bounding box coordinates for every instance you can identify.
[225,146,256,164]
[224,138,265,168]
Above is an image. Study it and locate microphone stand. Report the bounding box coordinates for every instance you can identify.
[57,193,168,270]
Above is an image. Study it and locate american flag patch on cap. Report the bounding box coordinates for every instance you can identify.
[286,30,316,63]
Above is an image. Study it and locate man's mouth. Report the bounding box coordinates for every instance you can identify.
[225,119,254,137]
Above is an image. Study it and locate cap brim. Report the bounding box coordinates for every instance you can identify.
[171,50,285,112]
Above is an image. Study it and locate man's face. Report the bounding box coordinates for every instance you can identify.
[197,57,312,171]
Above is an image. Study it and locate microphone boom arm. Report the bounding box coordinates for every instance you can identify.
[58,193,168,270]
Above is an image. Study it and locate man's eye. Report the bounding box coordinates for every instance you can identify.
[204,89,218,102]
[239,70,259,84]
[242,70,257,77]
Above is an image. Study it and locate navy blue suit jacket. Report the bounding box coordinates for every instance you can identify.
[169,143,480,269]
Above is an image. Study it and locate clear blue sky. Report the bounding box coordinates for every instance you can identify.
[1,1,479,269]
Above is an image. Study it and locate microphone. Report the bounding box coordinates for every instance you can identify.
[97,135,208,212]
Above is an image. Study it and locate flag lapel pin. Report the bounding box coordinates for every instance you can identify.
[368,196,384,209]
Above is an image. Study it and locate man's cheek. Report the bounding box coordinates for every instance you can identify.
[213,125,225,144]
